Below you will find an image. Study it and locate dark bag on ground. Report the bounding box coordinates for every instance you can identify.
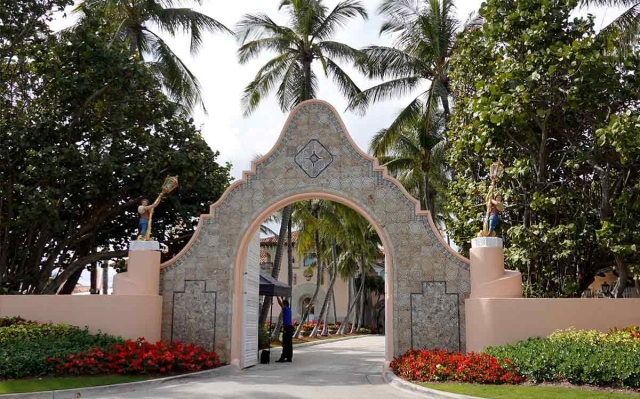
[260,349,270,364]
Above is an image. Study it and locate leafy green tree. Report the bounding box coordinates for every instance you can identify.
[0,11,231,294]
[75,0,233,113]
[446,0,640,297]
[237,0,367,327]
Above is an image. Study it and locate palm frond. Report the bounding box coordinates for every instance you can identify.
[315,41,361,62]
[368,96,423,155]
[598,3,640,55]
[238,37,297,64]
[235,13,297,43]
[146,29,204,114]
[347,76,422,115]
[312,0,368,41]
[324,57,362,104]
[151,7,233,54]
[358,45,427,80]
[242,53,296,116]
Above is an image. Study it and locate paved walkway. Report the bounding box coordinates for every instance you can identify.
[95,336,420,399]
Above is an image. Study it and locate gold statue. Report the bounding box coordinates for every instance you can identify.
[479,159,504,237]
[137,176,179,241]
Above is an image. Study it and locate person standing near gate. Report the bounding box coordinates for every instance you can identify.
[276,297,293,363]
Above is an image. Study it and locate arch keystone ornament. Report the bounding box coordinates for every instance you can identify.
[159,100,470,368]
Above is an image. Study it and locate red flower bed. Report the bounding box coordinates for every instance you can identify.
[390,349,522,384]
[48,338,220,376]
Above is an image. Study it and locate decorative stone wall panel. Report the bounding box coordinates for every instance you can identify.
[160,101,470,364]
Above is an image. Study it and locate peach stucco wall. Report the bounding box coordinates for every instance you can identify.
[466,298,640,352]
[465,239,640,352]
[0,249,162,342]
[0,294,162,341]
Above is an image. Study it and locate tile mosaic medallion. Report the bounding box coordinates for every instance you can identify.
[160,100,470,363]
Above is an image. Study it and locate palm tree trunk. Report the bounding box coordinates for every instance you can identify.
[302,59,312,102]
[287,217,293,294]
[128,32,138,56]
[337,277,364,335]
[355,254,366,331]
[294,229,322,338]
[259,206,291,327]
[311,239,338,337]
[271,218,295,340]
[331,286,337,324]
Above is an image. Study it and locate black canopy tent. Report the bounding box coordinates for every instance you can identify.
[259,272,291,363]
[259,272,292,297]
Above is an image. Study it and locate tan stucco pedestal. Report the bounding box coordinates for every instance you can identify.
[469,237,522,299]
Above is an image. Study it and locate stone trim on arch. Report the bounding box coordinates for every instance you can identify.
[159,100,470,365]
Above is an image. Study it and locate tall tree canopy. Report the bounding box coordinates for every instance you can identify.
[0,5,232,294]
[75,0,233,113]
[445,0,640,297]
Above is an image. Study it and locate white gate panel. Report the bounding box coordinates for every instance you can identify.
[241,232,260,368]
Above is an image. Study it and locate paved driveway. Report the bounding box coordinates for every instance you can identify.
[95,336,419,399]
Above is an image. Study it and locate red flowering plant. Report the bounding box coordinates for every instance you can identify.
[390,349,522,384]
[48,338,220,376]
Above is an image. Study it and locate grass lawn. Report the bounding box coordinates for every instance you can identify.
[0,375,152,394]
[422,383,639,399]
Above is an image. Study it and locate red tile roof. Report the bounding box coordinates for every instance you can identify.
[260,231,298,245]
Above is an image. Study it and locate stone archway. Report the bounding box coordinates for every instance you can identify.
[159,100,470,368]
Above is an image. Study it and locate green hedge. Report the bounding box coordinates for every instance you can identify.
[0,323,122,379]
[485,330,640,388]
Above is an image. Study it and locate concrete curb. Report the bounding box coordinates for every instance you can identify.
[382,370,483,399]
[0,365,235,399]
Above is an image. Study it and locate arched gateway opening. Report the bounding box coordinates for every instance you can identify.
[159,100,470,369]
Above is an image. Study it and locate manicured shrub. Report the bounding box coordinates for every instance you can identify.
[391,349,522,384]
[0,322,101,344]
[0,323,122,378]
[48,339,220,376]
[486,327,640,388]
[357,327,371,334]
[0,316,32,327]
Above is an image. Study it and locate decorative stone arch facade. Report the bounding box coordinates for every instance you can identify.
[159,100,470,366]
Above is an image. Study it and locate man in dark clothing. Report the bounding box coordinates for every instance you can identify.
[276,297,293,363]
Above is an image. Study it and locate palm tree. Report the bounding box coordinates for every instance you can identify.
[293,200,324,338]
[75,0,233,113]
[236,0,367,116]
[238,0,367,330]
[370,109,448,220]
[579,0,640,54]
[348,0,460,129]
[334,208,381,334]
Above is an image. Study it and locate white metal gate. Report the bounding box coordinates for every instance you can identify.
[241,232,260,368]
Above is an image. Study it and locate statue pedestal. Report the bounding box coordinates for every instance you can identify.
[112,241,161,296]
[469,237,522,298]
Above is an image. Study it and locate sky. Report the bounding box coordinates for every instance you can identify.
[50,0,626,182]
[50,0,625,288]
